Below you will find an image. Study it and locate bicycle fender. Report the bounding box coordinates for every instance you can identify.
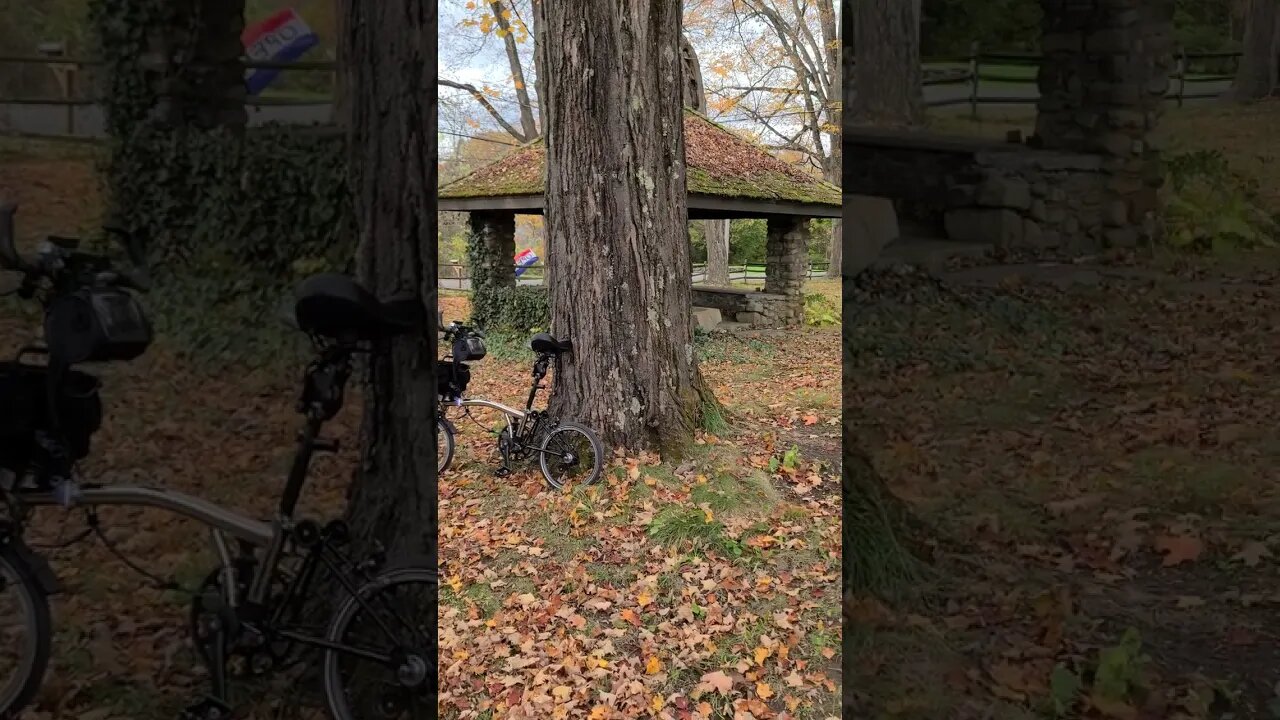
[0,524,61,595]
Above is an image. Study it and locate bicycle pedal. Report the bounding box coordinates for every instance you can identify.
[180,697,232,720]
[494,466,511,478]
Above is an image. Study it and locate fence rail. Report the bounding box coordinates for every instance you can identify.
[437,262,832,290]
[915,43,1242,114]
[0,54,336,136]
[3,43,1245,140]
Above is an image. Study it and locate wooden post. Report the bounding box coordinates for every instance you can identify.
[65,64,76,135]
[968,40,980,119]
[1176,47,1187,107]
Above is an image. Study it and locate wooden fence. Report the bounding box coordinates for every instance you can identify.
[2,45,1246,139]
[0,54,337,136]
[918,44,1242,115]
[437,262,833,290]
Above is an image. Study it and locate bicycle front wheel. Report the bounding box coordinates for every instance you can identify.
[322,566,436,720]
[0,543,52,718]
[539,420,604,490]
[437,418,455,474]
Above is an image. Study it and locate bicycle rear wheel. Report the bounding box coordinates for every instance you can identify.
[322,566,435,720]
[0,543,51,718]
[538,420,604,490]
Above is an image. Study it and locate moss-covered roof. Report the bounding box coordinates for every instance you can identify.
[439,110,841,207]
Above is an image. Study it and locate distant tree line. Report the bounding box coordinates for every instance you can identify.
[919,0,1242,56]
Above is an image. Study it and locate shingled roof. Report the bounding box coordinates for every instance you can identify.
[438,110,842,219]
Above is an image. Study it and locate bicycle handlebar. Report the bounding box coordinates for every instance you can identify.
[0,201,36,275]
[0,201,151,294]
[442,320,484,341]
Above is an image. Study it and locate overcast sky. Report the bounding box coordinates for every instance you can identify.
[437,1,837,163]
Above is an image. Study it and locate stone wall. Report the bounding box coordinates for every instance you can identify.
[841,0,1175,255]
[945,149,1108,252]
[844,131,1110,252]
[691,287,797,327]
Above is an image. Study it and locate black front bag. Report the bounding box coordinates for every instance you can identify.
[44,287,152,365]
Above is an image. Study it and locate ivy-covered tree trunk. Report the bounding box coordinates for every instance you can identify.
[535,0,714,452]
[159,0,249,130]
[339,0,437,564]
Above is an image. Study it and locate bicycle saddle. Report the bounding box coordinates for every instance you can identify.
[293,273,420,342]
[530,332,573,355]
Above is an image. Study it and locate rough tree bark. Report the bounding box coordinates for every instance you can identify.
[851,0,924,126]
[827,0,846,278]
[680,34,731,287]
[841,0,922,605]
[157,0,248,130]
[1232,0,1280,100]
[535,0,714,452]
[339,0,437,564]
[704,220,732,287]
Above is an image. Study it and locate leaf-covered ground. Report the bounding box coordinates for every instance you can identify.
[436,293,843,719]
[1,140,843,718]
[844,259,1280,719]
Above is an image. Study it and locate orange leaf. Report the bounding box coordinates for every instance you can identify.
[756,681,774,699]
[699,670,733,695]
[753,646,771,666]
[1153,534,1204,566]
[620,608,642,627]
[646,655,662,674]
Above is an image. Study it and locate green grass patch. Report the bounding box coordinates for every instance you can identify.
[690,470,779,514]
[647,506,737,555]
[700,401,729,434]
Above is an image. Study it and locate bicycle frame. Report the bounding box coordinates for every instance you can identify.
[6,342,381,621]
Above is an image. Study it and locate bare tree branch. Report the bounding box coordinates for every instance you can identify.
[440,77,530,141]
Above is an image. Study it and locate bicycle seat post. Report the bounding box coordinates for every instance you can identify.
[280,344,351,519]
[525,354,550,411]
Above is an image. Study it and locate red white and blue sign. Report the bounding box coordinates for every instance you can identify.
[242,8,319,96]
[514,248,539,277]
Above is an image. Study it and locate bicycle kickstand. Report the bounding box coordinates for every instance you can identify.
[495,439,513,478]
[183,592,235,720]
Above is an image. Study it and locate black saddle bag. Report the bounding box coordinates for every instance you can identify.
[0,362,103,472]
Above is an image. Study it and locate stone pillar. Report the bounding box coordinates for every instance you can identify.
[468,211,517,290]
[1033,0,1175,247]
[765,215,809,326]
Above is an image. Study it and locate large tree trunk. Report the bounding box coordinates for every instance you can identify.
[340,0,437,564]
[851,0,923,126]
[535,0,714,453]
[679,34,731,288]
[825,160,842,278]
[704,220,731,286]
[842,0,923,599]
[1232,0,1280,100]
